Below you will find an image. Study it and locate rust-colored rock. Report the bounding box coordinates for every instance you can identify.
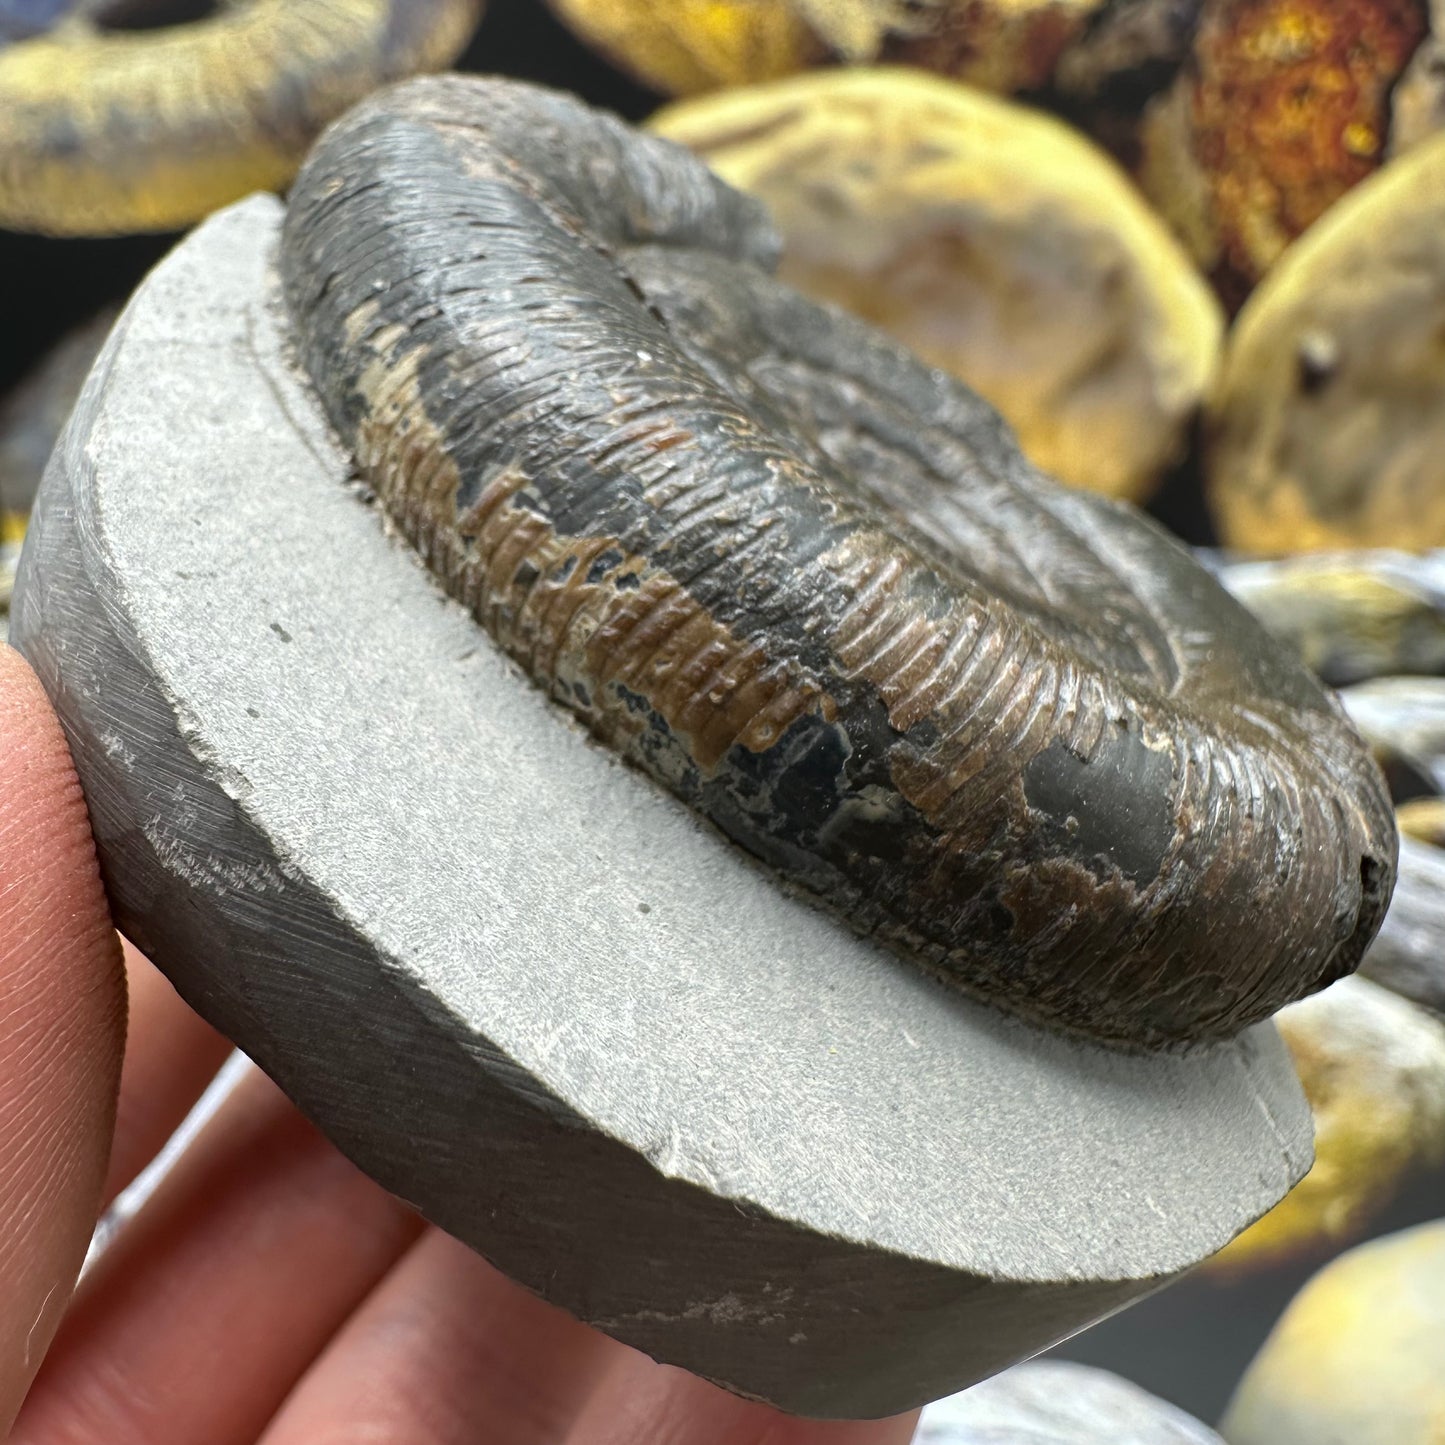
[1136,0,1433,308]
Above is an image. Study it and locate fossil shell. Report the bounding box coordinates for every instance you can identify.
[1206,133,1445,555]
[0,0,485,235]
[280,76,1394,1050]
[651,69,1222,504]
[1206,974,1445,1275]
[1135,0,1435,310]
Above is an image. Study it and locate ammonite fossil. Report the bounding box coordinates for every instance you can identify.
[1206,132,1445,555]
[0,0,484,235]
[280,76,1395,1051]
[651,68,1223,503]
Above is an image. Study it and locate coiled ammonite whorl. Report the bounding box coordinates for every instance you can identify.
[281,76,1396,1052]
[0,0,483,235]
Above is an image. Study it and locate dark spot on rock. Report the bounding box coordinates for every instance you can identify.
[615,684,653,717]
[637,902,652,914]
[246,706,261,719]
[1297,334,1338,395]
[984,892,1016,938]
[763,715,851,841]
[587,547,625,584]
[270,622,293,643]
[1022,727,1174,885]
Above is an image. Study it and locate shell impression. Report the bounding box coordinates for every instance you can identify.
[280,76,1396,1052]
[0,0,483,235]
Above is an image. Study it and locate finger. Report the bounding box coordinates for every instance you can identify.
[569,1353,922,1445]
[0,646,126,1432]
[101,938,230,1207]
[11,1067,422,1445]
[259,1229,618,1445]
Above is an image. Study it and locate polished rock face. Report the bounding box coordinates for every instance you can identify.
[11,195,1313,1417]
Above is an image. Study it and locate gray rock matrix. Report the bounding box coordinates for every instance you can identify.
[11,198,1311,1418]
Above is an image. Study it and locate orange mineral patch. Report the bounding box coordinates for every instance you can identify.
[1166,0,1428,306]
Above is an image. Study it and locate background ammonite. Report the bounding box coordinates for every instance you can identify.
[280,75,1395,1052]
[0,0,485,235]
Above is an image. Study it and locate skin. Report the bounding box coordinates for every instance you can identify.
[0,645,917,1443]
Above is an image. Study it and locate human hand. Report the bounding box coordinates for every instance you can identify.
[0,646,919,1445]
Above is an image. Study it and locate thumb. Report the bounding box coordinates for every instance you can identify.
[0,645,126,1430]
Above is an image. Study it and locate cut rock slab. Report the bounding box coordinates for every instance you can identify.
[11,197,1313,1418]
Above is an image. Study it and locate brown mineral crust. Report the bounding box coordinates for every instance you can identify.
[1142,0,1429,307]
[281,76,1396,1050]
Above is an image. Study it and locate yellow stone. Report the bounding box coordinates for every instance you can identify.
[1221,1218,1445,1444]
[547,0,819,94]
[549,0,1108,97]
[653,68,1222,501]
[0,0,483,236]
[1207,130,1445,555]
[1397,796,1445,847]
